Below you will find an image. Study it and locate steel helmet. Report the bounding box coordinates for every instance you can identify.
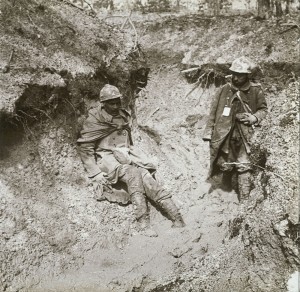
[229,56,253,74]
[99,84,122,102]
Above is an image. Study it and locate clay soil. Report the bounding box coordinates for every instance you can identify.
[0,1,299,292]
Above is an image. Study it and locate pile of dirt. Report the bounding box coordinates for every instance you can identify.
[135,12,300,93]
[138,12,299,63]
[0,0,148,113]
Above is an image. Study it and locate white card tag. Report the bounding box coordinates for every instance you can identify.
[222,106,231,116]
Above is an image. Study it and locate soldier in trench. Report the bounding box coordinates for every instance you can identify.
[77,84,185,236]
[202,57,268,201]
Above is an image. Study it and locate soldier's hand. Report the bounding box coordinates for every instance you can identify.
[237,113,257,125]
[92,172,110,185]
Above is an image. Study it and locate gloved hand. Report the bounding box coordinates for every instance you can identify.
[236,113,257,125]
[92,172,112,200]
[113,147,131,164]
[92,172,110,185]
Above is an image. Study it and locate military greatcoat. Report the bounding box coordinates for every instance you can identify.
[203,81,268,176]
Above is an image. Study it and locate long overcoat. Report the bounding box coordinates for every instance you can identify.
[77,105,161,204]
[203,81,268,176]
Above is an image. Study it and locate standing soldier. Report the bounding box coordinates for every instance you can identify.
[203,57,268,201]
[77,84,185,236]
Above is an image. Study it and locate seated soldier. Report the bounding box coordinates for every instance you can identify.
[77,84,185,236]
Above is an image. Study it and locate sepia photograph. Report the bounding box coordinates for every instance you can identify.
[0,0,299,291]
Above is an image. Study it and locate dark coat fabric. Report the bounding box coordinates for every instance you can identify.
[77,105,159,204]
[77,105,156,178]
[77,106,132,144]
[203,81,268,176]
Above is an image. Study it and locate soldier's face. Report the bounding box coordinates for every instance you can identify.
[232,72,248,87]
[103,98,122,115]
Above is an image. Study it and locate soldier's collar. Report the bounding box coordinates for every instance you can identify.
[230,80,251,92]
[101,106,128,122]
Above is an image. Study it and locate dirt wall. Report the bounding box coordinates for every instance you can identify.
[0,2,299,292]
[0,1,149,291]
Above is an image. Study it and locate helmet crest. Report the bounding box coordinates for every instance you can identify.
[229,56,254,74]
[99,84,122,102]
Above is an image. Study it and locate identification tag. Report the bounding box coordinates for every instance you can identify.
[222,106,231,116]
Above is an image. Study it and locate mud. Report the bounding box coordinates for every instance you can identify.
[0,2,299,292]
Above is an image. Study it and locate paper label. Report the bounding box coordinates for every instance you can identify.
[222,106,231,116]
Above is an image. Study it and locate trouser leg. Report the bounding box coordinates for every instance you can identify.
[157,198,185,228]
[236,141,253,201]
[140,169,185,228]
[130,190,158,236]
[217,136,253,200]
[119,165,158,236]
[118,165,148,221]
[130,192,148,221]
[221,170,233,192]
[216,150,235,192]
[237,171,252,201]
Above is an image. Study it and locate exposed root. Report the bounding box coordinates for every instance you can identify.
[184,72,206,99]
[31,107,55,123]
[184,68,220,106]
[16,109,38,121]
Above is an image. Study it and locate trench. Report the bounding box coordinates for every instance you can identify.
[1,11,299,289]
[0,64,151,292]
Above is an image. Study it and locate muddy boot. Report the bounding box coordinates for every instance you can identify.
[238,171,252,202]
[131,192,148,219]
[231,171,239,194]
[221,171,233,192]
[131,192,157,237]
[158,198,185,228]
[137,214,158,237]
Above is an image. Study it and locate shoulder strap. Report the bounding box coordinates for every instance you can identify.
[250,82,262,88]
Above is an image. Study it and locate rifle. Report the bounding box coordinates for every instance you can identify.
[236,91,255,130]
[236,91,254,154]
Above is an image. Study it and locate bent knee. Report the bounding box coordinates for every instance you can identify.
[119,164,143,181]
[124,165,141,176]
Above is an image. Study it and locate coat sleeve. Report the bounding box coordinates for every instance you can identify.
[202,87,222,141]
[77,108,102,178]
[253,88,268,124]
[78,142,102,178]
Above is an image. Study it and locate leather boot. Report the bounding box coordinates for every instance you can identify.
[137,214,157,237]
[221,171,233,192]
[131,192,157,237]
[238,171,252,201]
[158,198,185,228]
[131,192,148,220]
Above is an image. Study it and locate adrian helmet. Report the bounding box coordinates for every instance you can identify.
[99,84,122,102]
[229,56,253,74]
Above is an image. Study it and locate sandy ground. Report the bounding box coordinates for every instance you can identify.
[0,1,299,291]
[29,65,241,292]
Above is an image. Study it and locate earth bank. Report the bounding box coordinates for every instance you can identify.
[0,1,299,292]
